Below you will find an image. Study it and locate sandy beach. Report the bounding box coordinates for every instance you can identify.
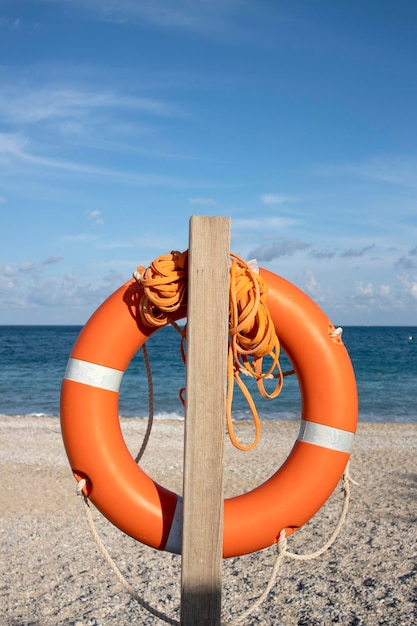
[1,416,416,625]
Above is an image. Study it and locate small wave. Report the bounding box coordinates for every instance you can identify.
[119,411,184,421]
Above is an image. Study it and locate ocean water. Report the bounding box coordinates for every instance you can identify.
[0,324,416,423]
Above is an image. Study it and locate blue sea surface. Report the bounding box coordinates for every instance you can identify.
[0,325,416,423]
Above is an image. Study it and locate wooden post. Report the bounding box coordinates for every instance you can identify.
[181,216,230,625]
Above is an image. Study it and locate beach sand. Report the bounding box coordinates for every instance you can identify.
[1,416,416,625]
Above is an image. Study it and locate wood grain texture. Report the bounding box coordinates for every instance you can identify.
[181,216,230,625]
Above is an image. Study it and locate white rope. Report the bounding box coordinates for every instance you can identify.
[134,343,154,464]
[76,479,180,625]
[74,321,356,624]
[74,339,181,624]
[75,465,356,625]
[284,463,358,562]
[224,464,357,625]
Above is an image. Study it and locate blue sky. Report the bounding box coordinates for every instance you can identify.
[1,1,417,325]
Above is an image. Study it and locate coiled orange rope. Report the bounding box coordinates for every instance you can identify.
[134,250,188,327]
[227,253,283,449]
[134,250,283,450]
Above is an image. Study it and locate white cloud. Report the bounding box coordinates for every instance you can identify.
[0,131,206,187]
[0,83,183,168]
[260,194,294,206]
[303,270,321,298]
[61,233,99,244]
[345,281,403,322]
[354,282,392,300]
[354,282,374,297]
[0,196,6,204]
[0,132,28,156]
[0,262,126,321]
[234,217,299,231]
[398,275,417,300]
[0,264,17,290]
[0,88,176,125]
[86,210,104,225]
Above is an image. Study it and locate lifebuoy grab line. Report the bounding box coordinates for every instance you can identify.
[60,268,358,558]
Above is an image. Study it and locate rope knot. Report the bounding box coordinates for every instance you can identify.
[76,478,88,498]
[277,529,287,555]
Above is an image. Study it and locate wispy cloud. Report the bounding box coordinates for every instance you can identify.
[0,264,17,290]
[396,256,417,270]
[234,216,299,231]
[86,210,104,225]
[340,245,374,258]
[315,155,417,189]
[49,0,247,33]
[2,255,63,288]
[395,244,417,269]
[248,239,311,262]
[340,245,374,259]
[22,270,126,311]
[303,269,323,300]
[189,197,217,206]
[95,241,132,250]
[309,249,337,260]
[310,244,379,261]
[43,254,63,265]
[0,82,184,163]
[0,133,27,157]
[0,87,176,125]
[19,255,63,272]
[61,233,100,244]
[0,131,209,188]
[260,193,295,206]
[0,18,22,31]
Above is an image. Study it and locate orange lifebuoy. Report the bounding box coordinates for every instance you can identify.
[60,268,357,558]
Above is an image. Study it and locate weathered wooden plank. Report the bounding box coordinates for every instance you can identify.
[181,216,230,625]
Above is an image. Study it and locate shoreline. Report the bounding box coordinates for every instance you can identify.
[2,412,417,423]
[2,417,417,624]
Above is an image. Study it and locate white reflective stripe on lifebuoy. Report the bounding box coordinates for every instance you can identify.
[297,420,354,454]
[165,496,183,554]
[64,357,124,392]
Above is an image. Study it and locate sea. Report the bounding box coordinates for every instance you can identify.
[0,325,416,423]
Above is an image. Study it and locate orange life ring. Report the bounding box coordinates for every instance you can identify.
[60,268,357,558]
